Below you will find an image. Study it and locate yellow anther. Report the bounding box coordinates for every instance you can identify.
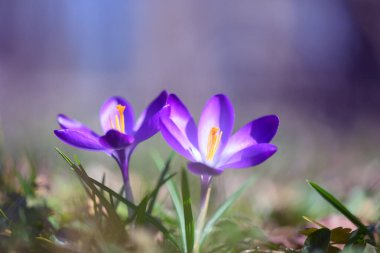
[116,104,126,133]
[115,114,121,132]
[206,127,223,161]
[108,104,126,133]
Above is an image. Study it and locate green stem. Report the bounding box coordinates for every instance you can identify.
[194,183,212,253]
[114,149,135,219]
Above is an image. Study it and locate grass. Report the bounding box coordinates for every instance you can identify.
[0,145,379,253]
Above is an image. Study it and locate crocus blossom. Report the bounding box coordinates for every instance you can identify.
[54,91,168,207]
[159,94,279,204]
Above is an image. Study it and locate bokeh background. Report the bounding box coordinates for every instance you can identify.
[1,0,380,227]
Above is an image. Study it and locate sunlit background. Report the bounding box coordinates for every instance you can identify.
[1,0,380,230]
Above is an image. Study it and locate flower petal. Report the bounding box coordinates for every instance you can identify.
[198,94,234,159]
[221,115,279,160]
[187,162,224,176]
[219,143,277,169]
[54,129,104,150]
[99,96,134,134]
[133,91,168,143]
[57,114,93,131]
[160,106,200,161]
[99,130,134,150]
[168,94,199,145]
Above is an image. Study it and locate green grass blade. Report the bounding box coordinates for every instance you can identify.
[89,173,175,220]
[55,148,75,167]
[101,173,106,193]
[15,170,35,197]
[0,208,7,219]
[153,152,186,252]
[25,151,37,191]
[307,180,367,230]
[147,153,174,215]
[114,184,125,209]
[147,172,177,212]
[13,150,39,197]
[181,169,194,253]
[135,194,151,225]
[109,190,115,208]
[90,178,137,210]
[200,175,257,245]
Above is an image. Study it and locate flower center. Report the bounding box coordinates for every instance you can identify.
[109,104,126,133]
[206,127,223,161]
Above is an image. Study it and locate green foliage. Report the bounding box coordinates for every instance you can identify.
[202,217,271,253]
[344,228,369,251]
[301,181,379,252]
[301,225,352,245]
[0,156,55,253]
[302,228,332,253]
[200,175,257,246]
[147,152,175,215]
[14,153,38,197]
[1,144,379,252]
[181,169,194,253]
[300,225,377,253]
[307,181,367,231]
[153,152,187,252]
[55,148,181,252]
[59,149,126,242]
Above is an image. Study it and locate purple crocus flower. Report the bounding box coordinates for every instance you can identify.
[159,94,279,204]
[54,91,168,207]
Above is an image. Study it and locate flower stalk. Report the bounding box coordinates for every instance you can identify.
[113,149,135,217]
[194,180,212,253]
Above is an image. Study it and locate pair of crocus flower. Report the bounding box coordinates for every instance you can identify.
[54,91,279,209]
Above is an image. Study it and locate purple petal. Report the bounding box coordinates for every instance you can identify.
[57,114,93,132]
[221,115,279,160]
[99,130,134,150]
[167,94,198,148]
[198,94,234,160]
[134,91,168,143]
[219,143,277,169]
[188,162,224,176]
[159,106,200,161]
[54,129,104,150]
[99,97,134,134]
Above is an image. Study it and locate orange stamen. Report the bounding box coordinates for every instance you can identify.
[206,127,223,161]
[108,104,126,133]
[115,114,121,132]
[116,104,126,133]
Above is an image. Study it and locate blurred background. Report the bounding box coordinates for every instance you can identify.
[0,0,379,226]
